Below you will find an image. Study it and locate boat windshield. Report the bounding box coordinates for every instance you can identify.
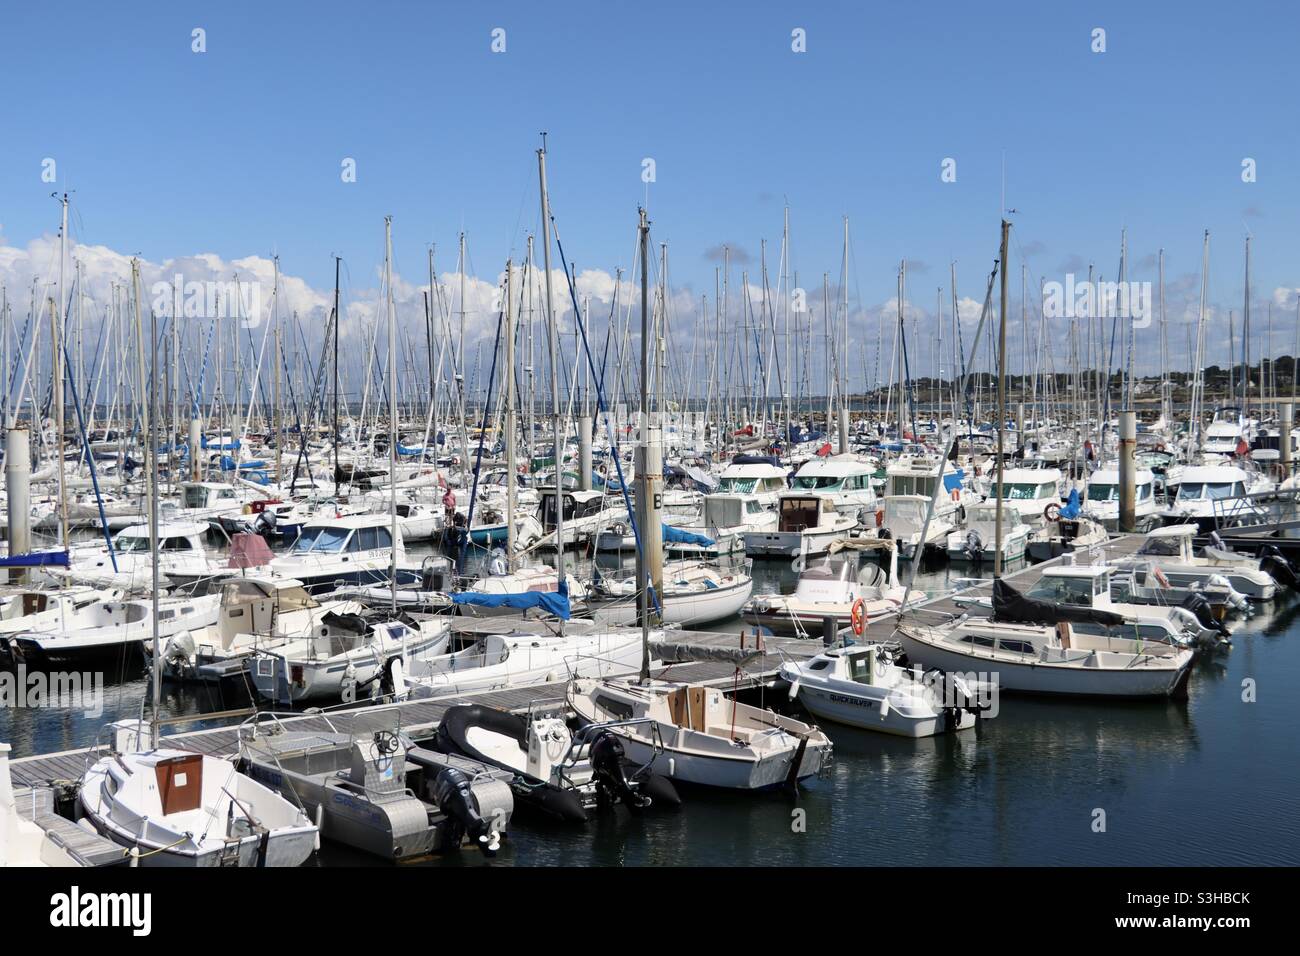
[995,482,1050,500]
[1088,483,1119,502]
[717,477,757,494]
[114,535,152,553]
[792,475,842,490]
[1027,577,1095,606]
[1177,482,1244,501]
[292,526,350,553]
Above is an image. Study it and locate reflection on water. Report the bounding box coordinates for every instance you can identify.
[4,539,1299,865]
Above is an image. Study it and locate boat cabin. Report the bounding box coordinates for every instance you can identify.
[112,522,208,554]
[287,514,401,555]
[777,494,839,533]
[181,482,242,511]
[1133,525,1196,562]
[215,577,318,647]
[539,490,611,529]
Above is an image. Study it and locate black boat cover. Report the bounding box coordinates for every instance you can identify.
[991,578,1125,627]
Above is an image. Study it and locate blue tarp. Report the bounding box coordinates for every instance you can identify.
[0,550,70,568]
[450,587,571,620]
[942,469,965,493]
[663,523,715,548]
[396,443,424,456]
[1059,488,1081,520]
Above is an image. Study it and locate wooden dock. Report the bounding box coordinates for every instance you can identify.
[7,534,1146,795]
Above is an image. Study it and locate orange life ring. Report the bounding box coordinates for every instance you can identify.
[850,598,867,636]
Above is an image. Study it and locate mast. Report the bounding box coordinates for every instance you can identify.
[504,258,517,570]
[536,138,566,615]
[384,217,399,616]
[994,219,1010,577]
[332,255,341,497]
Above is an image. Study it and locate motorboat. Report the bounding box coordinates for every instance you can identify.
[744,492,856,558]
[433,704,680,824]
[248,611,451,705]
[745,546,906,637]
[1026,512,1108,562]
[237,711,513,860]
[665,493,776,556]
[79,720,317,867]
[1082,465,1159,531]
[1111,525,1280,600]
[780,643,994,737]
[1163,464,1269,530]
[946,499,1031,563]
[567,673,832,790]
[860,494,956,559]
[54,521,215,592]
[788,454,879,522]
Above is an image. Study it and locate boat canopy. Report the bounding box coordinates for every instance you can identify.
[991,578,1124,628]
[450,587,571,620]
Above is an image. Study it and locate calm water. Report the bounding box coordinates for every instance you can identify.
[5,543,1299,866]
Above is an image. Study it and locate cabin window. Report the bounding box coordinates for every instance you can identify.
[997,640,1035,654]
[847,656,874,682]
[376,527,393,549]
[1089,483,1119,502]
[793,474,841,490]
[960,635,995,648]
[807,659,831,671]
[356,528,380,550]
[160,537,193,552]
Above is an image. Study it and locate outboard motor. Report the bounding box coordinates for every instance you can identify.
[588,731,650,810]
[433,767,501,856]
[1180,592,1230,637]
[1259,545,1300,593]
[964,529,984,563]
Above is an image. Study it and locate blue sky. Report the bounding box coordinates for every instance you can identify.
[2,0,1299,384]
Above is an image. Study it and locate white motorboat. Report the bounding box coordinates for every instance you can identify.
[744,492,856,558]
[1112,525,1278,600]
[781,643,994,737]
[1164,464,1269,529]
[946,499,1031,563]
[79,720,317,867]
[457,563,590,619]
[249,612,451,705]
[745,546,906,637]
[665,493,776,556]
[789,454,879,522]
[54,521,215,592]
[567,675,832,790]
[1082,465,1159,531]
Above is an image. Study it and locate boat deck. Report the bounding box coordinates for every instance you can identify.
[8,535,1146,792]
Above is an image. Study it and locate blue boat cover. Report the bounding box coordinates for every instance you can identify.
[942,469,965,493]
[1059,488,1081,520]
[0,550,70,568]
[663,523,714,547]
[450,585,571,620]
